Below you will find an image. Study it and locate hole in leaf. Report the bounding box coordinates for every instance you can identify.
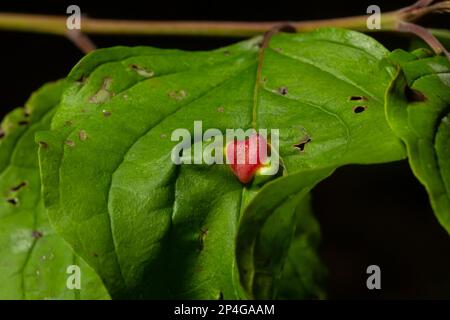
[294,136,311,152]
[404,86,426,102]
[6,198,18,206]
[353,106,367,114]
[349,95,368,101]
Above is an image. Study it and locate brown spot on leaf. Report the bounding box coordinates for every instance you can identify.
[102,110,112,117]
[32,230,43,239]
[78,130,88,141]
[198,228,208,251]
[129,64,155,78]
[405,86,427,102]
[89,77,113,104]
[217,106,224,113]
[168,89,187,101]
[0,128,5,139]
[65,140,75,147]
[75,75,87,84]
[278,86,288,95]
[38,141,49,149]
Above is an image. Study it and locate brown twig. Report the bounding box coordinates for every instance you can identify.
[0,1,446,38]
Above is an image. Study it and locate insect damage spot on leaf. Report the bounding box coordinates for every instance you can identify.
[129,64,155,78]
[79,130,88,141]
[198,228,208,251]
[102,110,112,117]
[168,89,187,101]
[217,106,224,113]
[353,106,367,114]
[10,181,27,192]
[278,86,288,95]
[32,230,43,239]
[65,140,75,147]
[349,95,368,101]
[89,77,114,104]
[0,128,5,139]
[38,141,49,149]
[404,85,427,102]
[6,198,19,206]
[294,136,311,152]
[75,75,87,85]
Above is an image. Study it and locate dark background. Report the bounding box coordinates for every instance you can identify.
[0,0,449,299]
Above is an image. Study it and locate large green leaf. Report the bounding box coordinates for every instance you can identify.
[37,28,406,299]
[386,49,450,234]
[0,81,108,299]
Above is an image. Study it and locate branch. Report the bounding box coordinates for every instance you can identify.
[0,1,447,38]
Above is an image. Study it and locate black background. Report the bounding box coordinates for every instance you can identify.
[0,0,449,299]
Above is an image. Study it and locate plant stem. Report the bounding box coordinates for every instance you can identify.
[0,2,443,38]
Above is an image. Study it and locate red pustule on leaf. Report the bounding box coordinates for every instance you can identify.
[226,133,269,184]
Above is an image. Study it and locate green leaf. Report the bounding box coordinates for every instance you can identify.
[236,169,332,299]
[276,193,327,299]
[37,28,406,299]
[0,81,109,299]
[386,49,450,234]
